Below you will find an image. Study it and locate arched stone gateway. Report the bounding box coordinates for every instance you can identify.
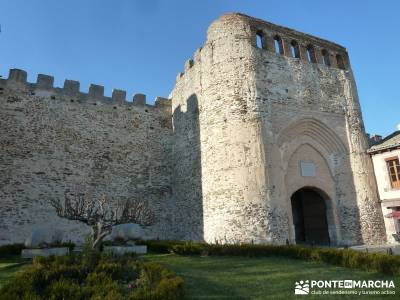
[291,187,330,245]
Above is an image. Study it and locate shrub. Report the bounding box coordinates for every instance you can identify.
[86,272,123,299]
[130,262,184,300]
[95,261,138,282]
[155,277,185,300]
[0,251,184,300]
[171,242,205,255]
[0,265,46,299]
[81,239,101,272]
[102,237,129,249]
[142,240,400,276]
[137,240,186,254]
[33,254,78,268]
[46,278,85,300]
[0,243,25,256]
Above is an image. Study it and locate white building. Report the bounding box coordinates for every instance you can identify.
[369,131,400,243]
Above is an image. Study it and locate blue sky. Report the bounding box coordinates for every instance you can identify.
[0,0,398,136]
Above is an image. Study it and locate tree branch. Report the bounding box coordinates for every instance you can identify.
[49,190,156,249]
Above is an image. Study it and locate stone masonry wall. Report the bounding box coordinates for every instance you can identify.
[0,70,174,245]
[171,13,386,245]
[0,13,387,246]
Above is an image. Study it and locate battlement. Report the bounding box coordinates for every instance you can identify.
[176,13,350,80]
[0,68,170,109]
[242,13,350,70]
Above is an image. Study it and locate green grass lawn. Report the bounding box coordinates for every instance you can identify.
[0,256,29,289]
[145,253,399,300]
[1,253,399,299]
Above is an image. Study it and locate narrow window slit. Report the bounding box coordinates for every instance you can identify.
[306,45,316,63]
[290,40,300,58]
[256,31,263,49]
[274,35,283,55]
[336,54,345,69]
[321,49,331,66]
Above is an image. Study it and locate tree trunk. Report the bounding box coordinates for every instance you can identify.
[92,223,110,251]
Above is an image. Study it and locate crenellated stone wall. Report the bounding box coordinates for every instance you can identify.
[0,70,175,245]
[0,13,387,246]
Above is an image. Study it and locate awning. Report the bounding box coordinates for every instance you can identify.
[384,211,400,219]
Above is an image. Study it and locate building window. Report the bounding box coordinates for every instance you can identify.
[256,31,263,49]
[387,157,400,189]
[274,35,284,55]
[321,49,331,66]
[336,54,345,69]
[306,45,316,63]
[290,40,300,58]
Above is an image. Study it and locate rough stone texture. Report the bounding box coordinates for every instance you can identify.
[0,74,174,245]
[0,13,387,246]
[171,13,386,245]
[21,247,69,258]
[109,223,145,241]
[24,227,64,248]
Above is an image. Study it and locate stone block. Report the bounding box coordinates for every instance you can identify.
[112,89,126,104]
[89,84,104,99]
[314,47,323,64]
[21,247,69,258]
[265,35,275,52]
[8,69,27,83]
[63,80,80,95]
[36,74,54,90]
[283,38,292,57]
[299,45,309,62]
[155,96,170,107]
[133,93,146,106]
[329,53,337,68]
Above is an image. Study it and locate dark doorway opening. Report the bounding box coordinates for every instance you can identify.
[291,188,330,245]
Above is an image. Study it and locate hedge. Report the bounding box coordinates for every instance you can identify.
[0,250,184,300]
[0,242,75,257]
[137,240,186,254]
[139,240,400,276]
[0,244,25,257]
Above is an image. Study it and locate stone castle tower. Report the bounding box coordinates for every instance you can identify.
[171,13,385,245]
[0,13,386,246]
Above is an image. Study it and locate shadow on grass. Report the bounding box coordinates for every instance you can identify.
[0,256,29,289]
[145,254,399,300]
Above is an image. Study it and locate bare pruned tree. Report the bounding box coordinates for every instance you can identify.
[50,190,155,250]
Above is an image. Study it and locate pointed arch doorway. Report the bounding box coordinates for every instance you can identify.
[291,187,330,245]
